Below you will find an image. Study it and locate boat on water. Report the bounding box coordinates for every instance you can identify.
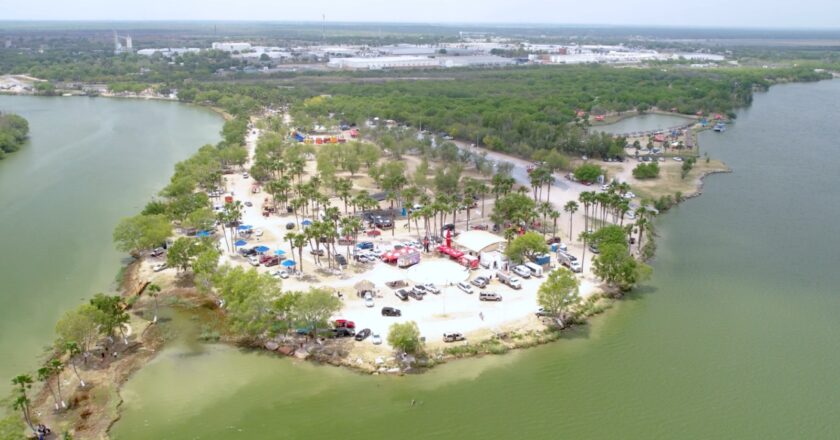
[713,122,727,132]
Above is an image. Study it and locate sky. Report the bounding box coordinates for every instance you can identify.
[4,0,840,29]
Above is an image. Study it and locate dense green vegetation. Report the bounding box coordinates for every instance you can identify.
[0,112,29,159]
[299,65,829,158]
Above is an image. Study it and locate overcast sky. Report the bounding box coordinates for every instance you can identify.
[6,0,840,28]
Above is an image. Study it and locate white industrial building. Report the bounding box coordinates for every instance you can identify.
[438,55,515,68]
[328,56,439,70]
[137,48,201,57]
[211,42,252,52]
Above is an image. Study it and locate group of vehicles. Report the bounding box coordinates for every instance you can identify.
[394,283,441,302]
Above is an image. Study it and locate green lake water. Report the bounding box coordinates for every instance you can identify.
[0,95,222,397]
[113,80,840,439]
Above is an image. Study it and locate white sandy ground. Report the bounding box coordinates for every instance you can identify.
[145,124,605,349]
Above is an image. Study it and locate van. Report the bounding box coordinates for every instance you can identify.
[479,292,502,302]
[524,262,544,278]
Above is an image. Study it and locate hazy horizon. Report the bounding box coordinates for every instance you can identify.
[5,0,840,29]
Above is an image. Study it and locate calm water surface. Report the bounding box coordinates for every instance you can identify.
[593,113,694,135]
[113,80,840,439]
[0,95,221,397]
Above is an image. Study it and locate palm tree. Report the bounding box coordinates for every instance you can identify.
[50,359,67,409]
[635,207,649,251]
[564,201,579,241]
[64,341,86,388]
[147,283,161,323]
[579,230,591,273]
[11,375,36,434]
[335,178,353,214]
[38,366,61,410]
[549,209,561,239]
[291,233,307,274]
[538,202,553,238]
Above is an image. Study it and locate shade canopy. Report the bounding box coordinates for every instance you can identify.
[301,219,313,226]
[282,260,296,267]
[254,246,270,253]
[354,280,374,291]
[237,225,253,231]
[274,249,286,256]
[196,230,211,238]
[234,240,247,247]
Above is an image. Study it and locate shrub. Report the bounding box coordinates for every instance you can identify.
[632,162,660,179]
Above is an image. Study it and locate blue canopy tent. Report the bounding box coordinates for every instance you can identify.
[282,260,296,267]
[301,219,313,227]
[234,240,247,247]
[254,245,270,254]
[196,230,211,238]
[237,225,253,231]
[274,249,286,256]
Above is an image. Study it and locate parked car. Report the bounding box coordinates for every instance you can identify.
[412,284,428,295]
[623,192,636,200]
[395,289,409,301]
[356,241,375,250]
[381,307,402,317]
[335,319,356,329]
[150,247,165,257]
[263,256,280,267]
[285,222,296,230]
[364,292,375,308]
[673,156,684,162]
[457,282,473,294]
[366,229,382,237]
[333,327,355,338]
[372,334,382,345]
[271,270,289,279]
[239,247,258,257]
[248,256,260,266]
[244,201,253,207]
[443,332,466,343]
[480,292,503,302]
[424,283,441,294]
[152,262,168,272]
[334,254,348,266]
[355,328,372,341]
[373,216,393,229]
[588,244,600,254]
[310,248,326,256]
[512,265,532,279]
[535,307,551,317]
[409,289,424,300]
[471,224,489,231]
[471,276,489,288]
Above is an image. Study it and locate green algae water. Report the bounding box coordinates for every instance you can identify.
[112,79,840,439]
[0,96,221,398]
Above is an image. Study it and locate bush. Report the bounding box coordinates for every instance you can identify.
[573,163,604,183]
[632,162,660,179]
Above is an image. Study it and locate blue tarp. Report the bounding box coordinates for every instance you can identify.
[237,225,253,231]
[301,219,313,226]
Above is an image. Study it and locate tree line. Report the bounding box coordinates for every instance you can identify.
[0,112,29,160]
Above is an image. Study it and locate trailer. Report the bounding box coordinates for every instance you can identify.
[459,255,479,270]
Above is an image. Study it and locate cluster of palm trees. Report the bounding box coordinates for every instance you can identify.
[284,207,365,273]
[11,340,89,433]
[577,182,652,254]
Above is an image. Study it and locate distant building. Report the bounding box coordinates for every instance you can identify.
[137,48,201,57]
[211,42,252,52]
[328,56,439,70]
